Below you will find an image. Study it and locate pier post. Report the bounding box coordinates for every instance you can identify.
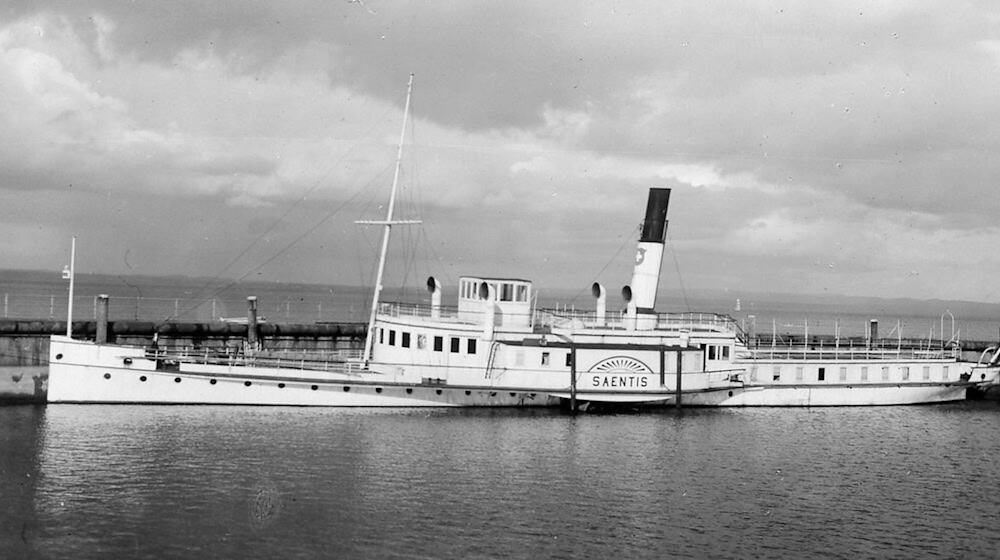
[570,346,577,414]
[659,348,665,387]
[675,350,683,408]
[96,294,109,344]
[247,296,259,353]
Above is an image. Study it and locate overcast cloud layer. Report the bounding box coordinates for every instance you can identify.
[3,1,1000,302]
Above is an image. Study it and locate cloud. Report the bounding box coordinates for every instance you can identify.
[4,3,1000,302]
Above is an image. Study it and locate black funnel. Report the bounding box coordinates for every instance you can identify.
[639,188,671,243]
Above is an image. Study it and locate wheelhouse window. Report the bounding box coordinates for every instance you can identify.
[516,285,528,302]
[500,283,514,302]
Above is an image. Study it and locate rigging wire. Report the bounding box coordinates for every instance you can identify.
[167,163,395,322]
[176,105,397,317]
[568,222,641,305]
[666,230,691,312]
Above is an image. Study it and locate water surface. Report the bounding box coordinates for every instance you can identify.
[3,403,999,559]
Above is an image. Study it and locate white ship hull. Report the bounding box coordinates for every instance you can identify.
[47,336,991,407]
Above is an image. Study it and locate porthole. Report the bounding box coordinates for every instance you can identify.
[728,391,733,397]
[210,379,217,385]
[55,353,63,360]
[174,377,181,383]
[509,392,516,397]
[139,375,147,382]
[376,387,383,393]
[406,388,413,394]
[311,385,318,391]
[343,386,350,392]
[489,392,497,397]
[278,383,285,389]
[103,373,111,379]
[465,390,472,396]
[436,389,442,395]
[529,393,536,398]
[244,381,252,387]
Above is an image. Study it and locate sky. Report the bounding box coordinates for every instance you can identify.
[3,1,1000,303]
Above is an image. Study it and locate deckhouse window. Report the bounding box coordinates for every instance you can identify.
[861,366,869,381]
[922,366,930,380]
[379,328,384,344]
[839,367,847,382]
[565,353,573,367]
[417,334,427,350]
[401,332,411,348]
[450,337,460,353]
[541,352,550,366]
[942,366,949,380]
[433,336,443,352]
[818,367,825,382]
[901,366,909,381]
[708,346,717,360]
[467,339,477,354]
[721,346,730,360]
[772,366,780,381]
[501,283,514,302]
[881,366,890,381]
[389,330,396,346]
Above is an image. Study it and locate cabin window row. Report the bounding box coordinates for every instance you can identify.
[762,364,949,382]
[379,328,478,354]
[459,279,530,302]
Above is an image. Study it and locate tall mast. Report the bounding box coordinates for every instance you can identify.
[358,74,420,364]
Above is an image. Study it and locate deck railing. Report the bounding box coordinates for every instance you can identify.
[378,300,746,338]
[740,340,961,361]
[144,347,367,375]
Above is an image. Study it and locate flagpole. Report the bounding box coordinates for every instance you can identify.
[66,237,76,337]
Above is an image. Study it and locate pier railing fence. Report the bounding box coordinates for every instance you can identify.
[0,293,369,324]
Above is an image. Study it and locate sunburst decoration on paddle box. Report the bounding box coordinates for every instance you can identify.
[588,356,653,374]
